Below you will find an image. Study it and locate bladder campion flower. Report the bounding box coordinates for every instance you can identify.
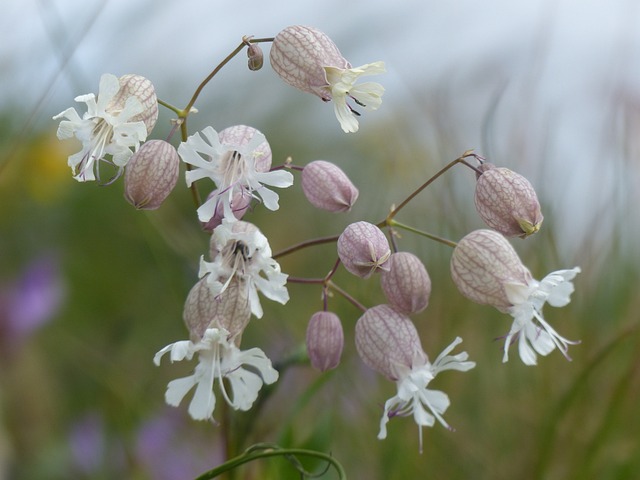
[153,327,278,421]
[355,305,475,453]
[178,125,293,223]
[306,311,344,372]
[450,229,581,365]
[53,73,157,182]
[270,25,385,133]
[380,252,432,314]
[199,219,289,319]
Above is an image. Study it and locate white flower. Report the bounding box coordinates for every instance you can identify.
[270,25,385,133]
[503,267,581,365]
[451,230,581,365]
[53,73,149,182]
[377,337,475,453]
[200,219,289,318]
[178,125,293,223]
[153,327,278,421]
[324,62,386,133]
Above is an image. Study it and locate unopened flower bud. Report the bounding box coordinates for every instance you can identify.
[183,276,251,343]
[450,229,532,312]
[306,311,344,371]
[124,140,179,210]
[110,74,159,135]
[301,160,359,212]
[247,43,264,71]
[474,164,543,238]
[202,187,252,232]
[337,221,391,278]
[380,252,431,314]
[355,304,425,381]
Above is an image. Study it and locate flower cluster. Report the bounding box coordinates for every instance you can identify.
[52,23,582,465]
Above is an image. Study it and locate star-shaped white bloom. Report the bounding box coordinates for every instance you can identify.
[378,337,475,453]
[178,126,293,223]
[324,62,386,133]
[53,73,148,182]
[200,219,289,318]
[153,328,279,421]
[502,267,581,365]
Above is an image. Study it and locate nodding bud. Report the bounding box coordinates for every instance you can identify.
[247,43,264,71]
[355,304,426,381]
[450,229,532,312]
[301,160,359,212]
[124,140,180,210]
[110,74,158,135]
[202,187,252,232]
[306,311,344,372]
[337,221,391,278]
[380,252,432,314]
[474,164,544,238]
[183,277,251,344]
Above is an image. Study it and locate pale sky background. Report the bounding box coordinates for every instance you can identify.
[2,0,639,262]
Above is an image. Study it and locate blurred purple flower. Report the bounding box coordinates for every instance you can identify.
[136,408,222,479]
[0,255,65,351]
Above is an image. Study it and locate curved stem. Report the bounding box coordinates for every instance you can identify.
[327,280,367,312]
[183,37,274,118]
[386,150,480,221]
[194,444,347,480]
[387,219,457,248]
[273,234,340,260]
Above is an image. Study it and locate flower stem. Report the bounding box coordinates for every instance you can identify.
[386,150,480,221]
[193,444,347,480]
[387,219,457,248]
[273,234,340,260]
[182,37,274,120]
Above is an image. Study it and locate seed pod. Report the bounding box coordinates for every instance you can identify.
[337,221,391,278]
[380,252,431,314]
[450,229,533,312]
[355,304,426,381]
[301,160,359,212]
[124,140,179,210]
[474,164,544,238]
[110,74,159,135]
[183,276,251,344]
[306,311,344,371]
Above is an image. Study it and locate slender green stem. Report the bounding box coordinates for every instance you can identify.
[182,37,274,118]
[387,219,457,248]
[273,235,340,260]
[326,280,367,312]
[386,150,479,221]
[157,98,182,115]
[194,445,346,480]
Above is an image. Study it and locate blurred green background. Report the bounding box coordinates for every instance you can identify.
[1,1,639,479]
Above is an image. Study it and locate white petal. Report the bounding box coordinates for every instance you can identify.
[187,363,216,420]
[165,375,197,406]
[517,334,538,366]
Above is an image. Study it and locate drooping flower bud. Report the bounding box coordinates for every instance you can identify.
[247,43,264,71]
[124,140,180,210]
[301,160,359,212]
[110,74,159,136]
[380,252,432,314]
[474,164,544,238]
[201,187,252,232]
[337,221,391,278]
[306,311,344,372]
[355,304,425,381]
[270,25,385,133]
[183,276,251,343]
[450,229,531,312]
